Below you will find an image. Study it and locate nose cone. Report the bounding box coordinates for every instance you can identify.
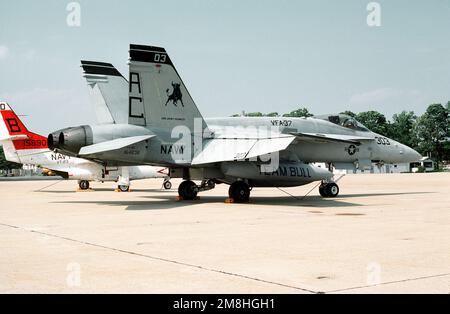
[408,147,422,162]
[400,144,422,163]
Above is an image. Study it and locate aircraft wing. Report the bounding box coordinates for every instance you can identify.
[191,136,295,165]
[291,132,374,145]
[78,135,154,156]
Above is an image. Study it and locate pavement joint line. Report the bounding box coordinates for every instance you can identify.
[0,222,320,294]
[324,273,450,293]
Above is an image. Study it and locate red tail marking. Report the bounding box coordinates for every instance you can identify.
[0,110,48,150]
[1,110,29,135]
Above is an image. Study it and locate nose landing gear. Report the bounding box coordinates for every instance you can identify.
[319,182,339,198]
[78,180,90,190]
[117,185,130,192]
[163,180,172,190]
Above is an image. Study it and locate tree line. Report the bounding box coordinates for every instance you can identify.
[0,146,21,171]
[234,102,450,163]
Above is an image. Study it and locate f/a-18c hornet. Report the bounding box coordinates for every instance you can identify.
[0,102,171,191]
[48,44,421,202]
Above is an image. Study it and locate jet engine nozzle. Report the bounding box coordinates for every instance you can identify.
[47,125,93,155]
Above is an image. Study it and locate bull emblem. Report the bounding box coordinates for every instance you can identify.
[165,82,184,107]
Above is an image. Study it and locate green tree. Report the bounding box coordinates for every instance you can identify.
[340,110,357,118]
[283,107,313,118]
[231,111,279,117]
[244,112,263,117]
[390,111,417,147]
[413,104,449,163]
[356,111,390,136]
[0,146,22,171]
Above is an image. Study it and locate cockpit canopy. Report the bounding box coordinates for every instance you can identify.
[315,114,369,132]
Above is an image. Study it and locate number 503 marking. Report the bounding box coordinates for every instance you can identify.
[375,136,390,145]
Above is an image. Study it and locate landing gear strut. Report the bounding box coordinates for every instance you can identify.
[319,182,339,198]
[228,181,250,203]
[78,180,90,190]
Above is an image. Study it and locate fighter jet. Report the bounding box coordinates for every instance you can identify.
[48,44,421,202]
[0,102,172,191]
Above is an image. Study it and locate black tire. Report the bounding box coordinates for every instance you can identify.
[228,183,236,198]
[325,183,339,197]
[319,184,328,197]
[79,180,90,190]
[229,181,250,203]
[163,180,172,190]
[118,185,129,192]
[178,180,197,200]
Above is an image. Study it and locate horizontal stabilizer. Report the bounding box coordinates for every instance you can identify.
[191,136,295,165]
[291,132,373,145]
[0,134,28,141]
[79,135,154,156]
[81,61,124,77]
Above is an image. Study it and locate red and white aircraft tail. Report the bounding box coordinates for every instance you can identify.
[0,102,49,164]
[1,102,171,189]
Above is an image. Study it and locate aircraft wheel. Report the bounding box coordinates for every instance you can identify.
[178,180,197,200]
[163,180,172,190]
[229,181,250,203]
[319,184,328,197]
[79,180,90,190]
[325,183,339,198]
[118,185,130,192]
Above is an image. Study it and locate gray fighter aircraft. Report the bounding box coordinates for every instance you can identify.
[48,44,421,202]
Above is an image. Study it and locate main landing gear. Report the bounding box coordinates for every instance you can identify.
[178,180,198,200]
[177,179,216,200]
[319,182,339,198]
[177,180,252,203]
[228,181,250,203]
[78,180,90,190]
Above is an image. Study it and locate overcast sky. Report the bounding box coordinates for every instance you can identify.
[1,0,450,135]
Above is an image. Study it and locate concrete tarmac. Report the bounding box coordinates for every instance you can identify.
[0,173,449,293]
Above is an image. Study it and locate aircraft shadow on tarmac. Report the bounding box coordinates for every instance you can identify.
[37,188,171,193]
[49,191,434,211]
[51,197,358,210]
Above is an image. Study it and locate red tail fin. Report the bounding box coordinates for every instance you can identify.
[0,102,48,150]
